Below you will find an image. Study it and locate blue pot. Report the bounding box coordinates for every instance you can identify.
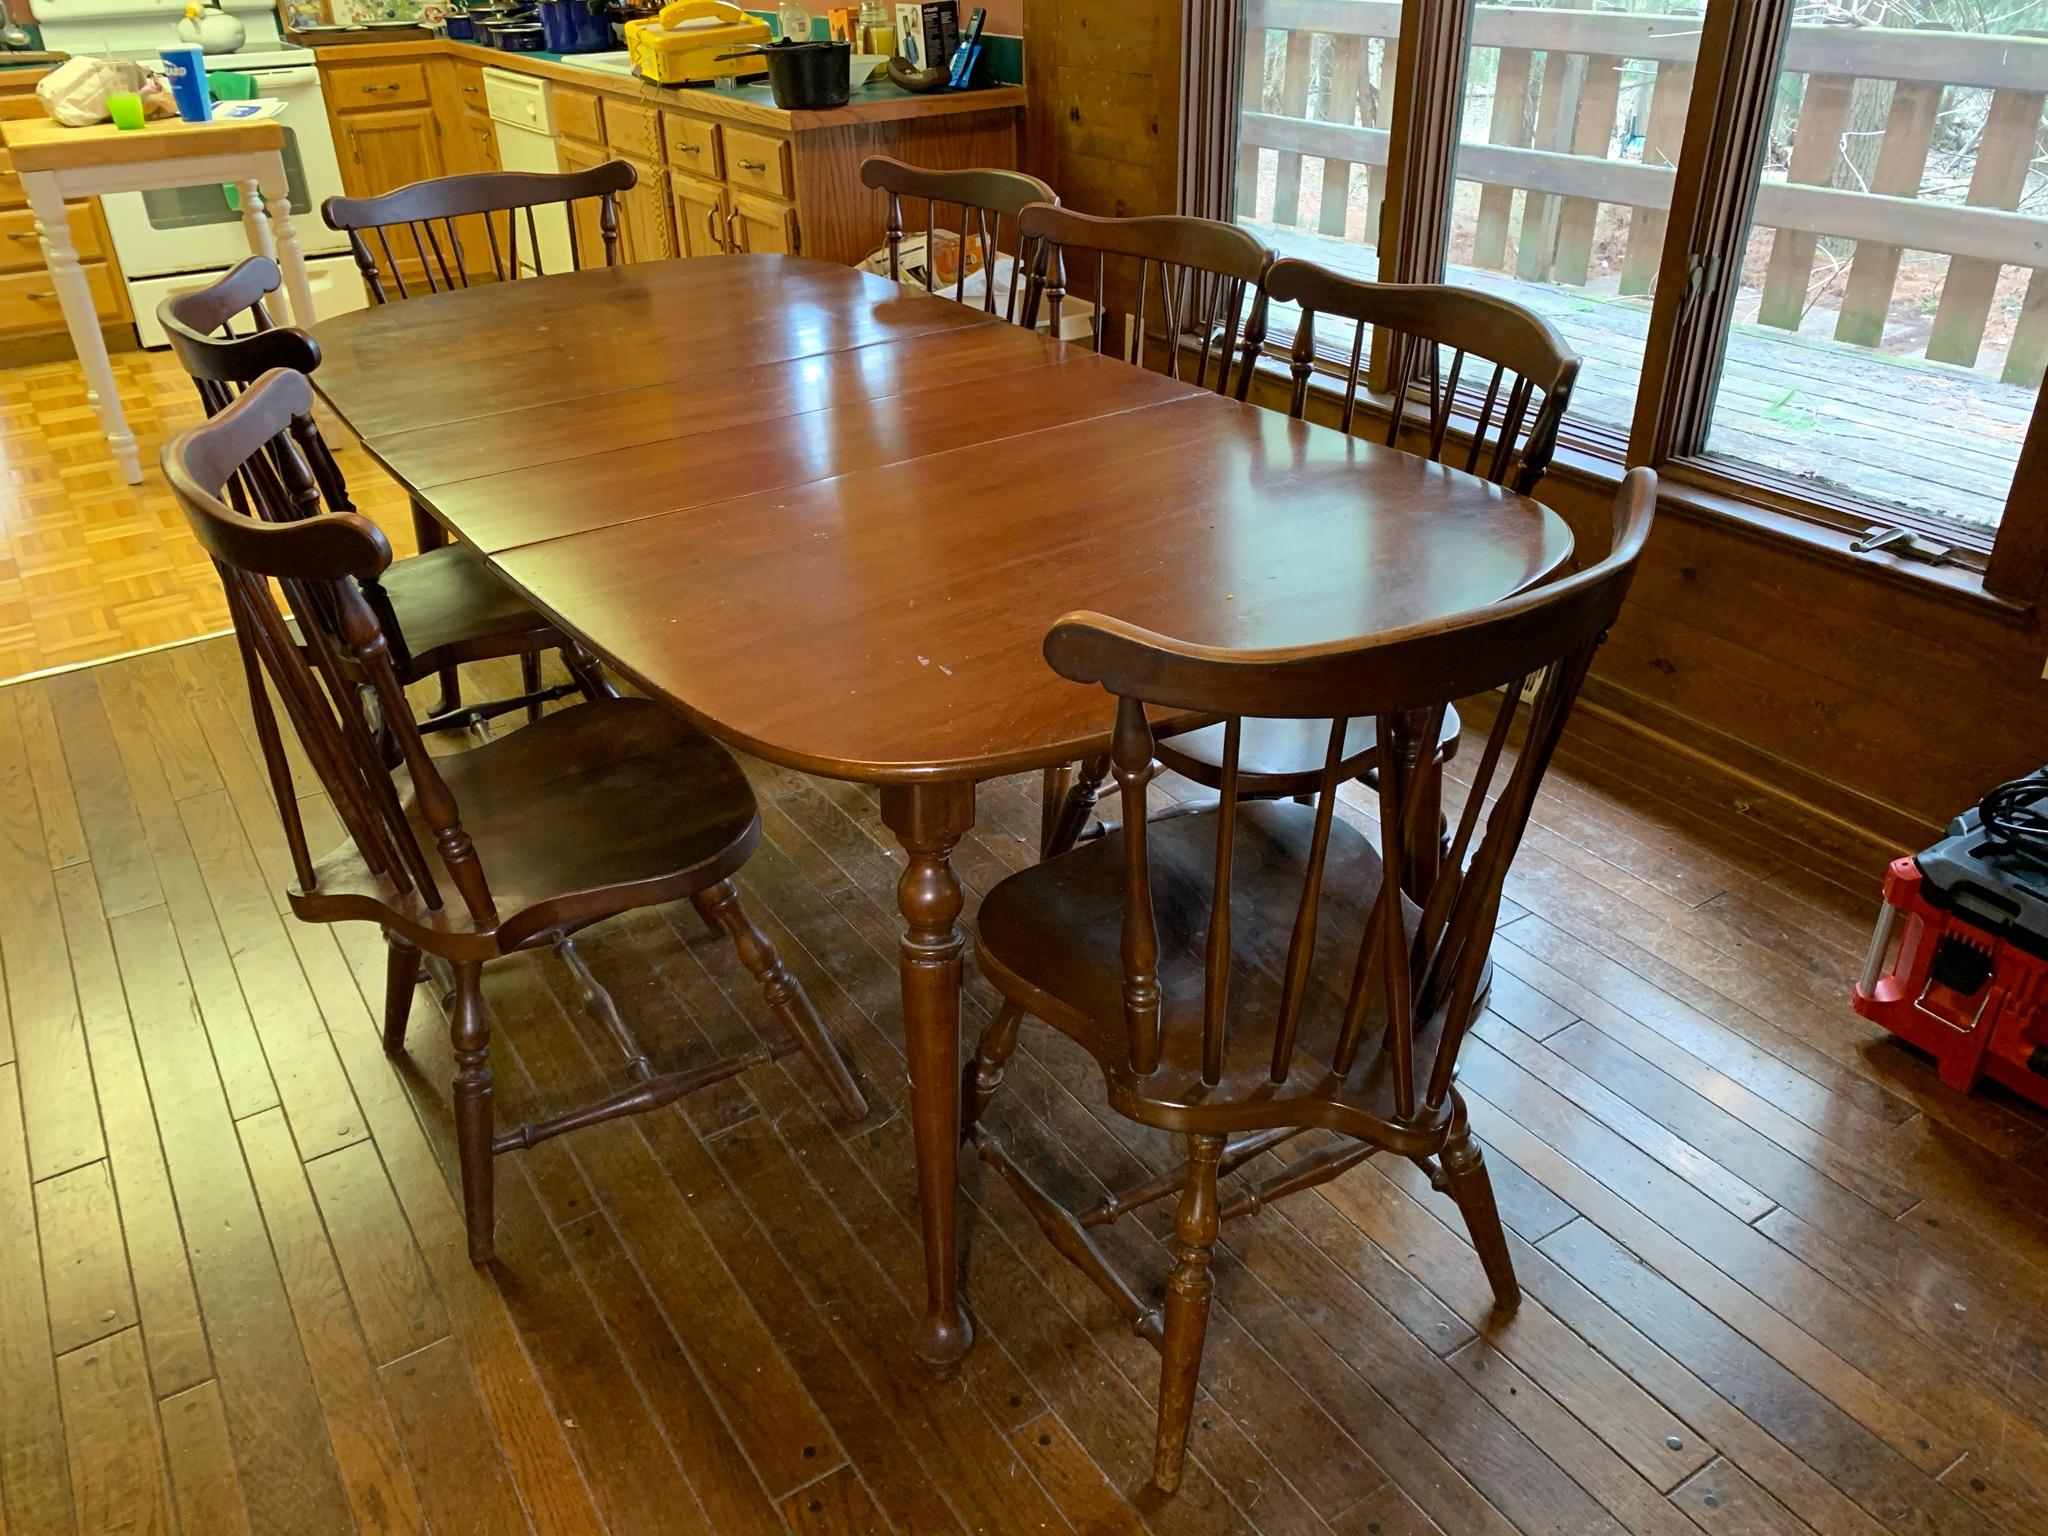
[538,0,608,51]
[444,11,475,37]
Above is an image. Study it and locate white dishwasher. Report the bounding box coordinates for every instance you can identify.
[483,68,574,277]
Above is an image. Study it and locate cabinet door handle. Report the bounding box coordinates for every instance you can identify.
[725,208,743,251]
[736,157,765,172]
[346,126,361,164]
[705,206,724,251]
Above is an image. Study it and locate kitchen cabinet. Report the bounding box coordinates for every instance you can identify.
[333,104,442,197]
[671,178,729,259]
[726,190,797,256]
[0,69,131,363]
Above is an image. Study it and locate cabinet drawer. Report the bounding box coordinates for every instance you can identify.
[661,112,722,180]
[0,92,44,121]
[0,149,22,210]
[330,60,431,110]
[0,264,122,331]
[723,127,790,200]
[0,204,101,272]
[455,61,487,109]
[554,86,603,146]
[601,97,663,161]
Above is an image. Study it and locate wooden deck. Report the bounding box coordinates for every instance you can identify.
[4,574,2048,1530]
[1251,220,2029,534]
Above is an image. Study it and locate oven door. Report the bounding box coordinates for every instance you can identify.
[100,64,351,279]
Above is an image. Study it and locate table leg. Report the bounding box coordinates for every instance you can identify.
[880,778,977,1372]
[235,176,274,264]
[25,175,138,484]
[1388,709,1443,903]
[258,152,317,328]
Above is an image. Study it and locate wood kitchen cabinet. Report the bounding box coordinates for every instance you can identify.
[334,104,443,198]
[0,69,131,364]
[671,177,728,259]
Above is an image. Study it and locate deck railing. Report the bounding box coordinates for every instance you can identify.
[1238,2,2048,386]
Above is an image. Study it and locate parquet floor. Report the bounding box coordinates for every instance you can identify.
[0,349,415,681]
[2,358,2047,1536]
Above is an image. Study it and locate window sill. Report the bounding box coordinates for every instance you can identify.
[1251,351,2037,630]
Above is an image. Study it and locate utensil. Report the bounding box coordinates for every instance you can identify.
[0,0,32,49]
[719,37,849,108]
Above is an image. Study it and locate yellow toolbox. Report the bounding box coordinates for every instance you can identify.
[625,0,773,87]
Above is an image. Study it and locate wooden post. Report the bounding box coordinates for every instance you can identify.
[1364,39,1399,254]
[1834,79,1940,347]
[1928,86,2047,369]
[1517,51,1585,284]
[1235,25,1268,218]
[1757,72,1854,331]
[1620,59,1694,295]
[1473,47,1533,271]
[1269,29,1315,226]
[1316,35,1365,239]
[1551,53,1624,285]
[2003,269,2048,389]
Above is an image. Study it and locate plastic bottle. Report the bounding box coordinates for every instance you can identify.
[777,0,809,40]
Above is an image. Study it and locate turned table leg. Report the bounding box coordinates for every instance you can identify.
[880,778,977,1372]
[1387,708,1443,903]
[257,151,317,328]
[25,174,139,484]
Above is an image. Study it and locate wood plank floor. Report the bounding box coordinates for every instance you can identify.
[3,346,2047,1535]
[3,623,2047,1535]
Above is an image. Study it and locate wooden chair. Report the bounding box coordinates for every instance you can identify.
[161,368,868,1264]
[1018,204,1272,397]
[1045,259,1584,857]
[322,160,636,303]
[1016,206,1275,857]
[969,467,1657,1492]
[858,155,1056,323]
[157,256,601,739]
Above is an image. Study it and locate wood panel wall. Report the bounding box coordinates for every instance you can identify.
[1023,0,2044,853]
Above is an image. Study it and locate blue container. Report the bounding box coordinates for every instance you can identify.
[538,0,608,52]
[160,44,211,122]
[444,11,475,37]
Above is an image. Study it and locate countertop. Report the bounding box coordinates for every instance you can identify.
[315,36,1026,130]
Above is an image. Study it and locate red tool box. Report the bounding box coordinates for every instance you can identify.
[1853,779,2048,1108]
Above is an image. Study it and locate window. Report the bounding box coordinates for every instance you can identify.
[1694,10,2048,545]
[1450,1,1705,438]
[1234,1,1400,277]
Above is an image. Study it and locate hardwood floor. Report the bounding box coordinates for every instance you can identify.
[2,359,2047,1535]
[0,349,416,680]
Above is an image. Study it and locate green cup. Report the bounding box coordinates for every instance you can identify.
[107,91,145,130]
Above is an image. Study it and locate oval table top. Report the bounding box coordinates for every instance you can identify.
[311,255,1574,784]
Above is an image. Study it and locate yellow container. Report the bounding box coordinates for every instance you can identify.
[625,0,774,88]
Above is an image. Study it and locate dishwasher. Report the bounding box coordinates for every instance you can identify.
[483,68,575,278]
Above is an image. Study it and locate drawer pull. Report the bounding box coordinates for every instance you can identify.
[677,142,700,154]
[24,289,48,300]
[361,81,401,93]
[6,230,34,241]
[737,157,766,172]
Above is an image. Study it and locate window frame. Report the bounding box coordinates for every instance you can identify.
[1212,0,2048,608]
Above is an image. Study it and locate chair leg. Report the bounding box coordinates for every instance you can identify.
[1043,754,1111,859]
[1440,1117,1520,1311]
[1039,763,1076,857]
[449,958,497,1266]
[432,665,462,721]
[1154,1132,1224,1493]
[520,651,544,724]
[694,880,867,1122]
[964,999,1024,1138]
[382,931,421,1056]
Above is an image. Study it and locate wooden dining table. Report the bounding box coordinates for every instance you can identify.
[309,253,1574,1372]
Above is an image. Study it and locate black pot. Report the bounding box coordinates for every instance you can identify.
[727,39,850,110]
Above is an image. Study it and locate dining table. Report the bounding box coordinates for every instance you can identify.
[308,253,1575,1372]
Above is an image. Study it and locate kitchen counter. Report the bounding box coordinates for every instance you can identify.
[314,36,1025,131]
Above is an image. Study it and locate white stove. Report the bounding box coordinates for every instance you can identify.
[35,0,366,345]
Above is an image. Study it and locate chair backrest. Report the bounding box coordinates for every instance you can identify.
[158,256,353,518]
[1265,258,1580,496]
[161,367,498,927]
[1043,466,1657,1124]
[322,161,636,303]
[859,156,1056,323]
[1017,205,1272,398]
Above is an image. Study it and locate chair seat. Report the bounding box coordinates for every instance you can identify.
[378,544,559,675]
[1155,707,1462,795]
[975,801,1446,1139]
[401,698,758,946]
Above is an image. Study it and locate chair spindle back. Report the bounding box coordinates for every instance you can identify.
[161,368,501,926]
[322,162,635,304]
[1018,206,1273,398]
[159,256,353,519]
[1265,259,1581,495]
[859,156,1056,323]
[1043,467,1656,1126]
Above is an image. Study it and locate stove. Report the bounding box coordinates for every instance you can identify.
[34,0,367,345]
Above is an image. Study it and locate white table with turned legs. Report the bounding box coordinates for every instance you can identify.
[0,113,316,484]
